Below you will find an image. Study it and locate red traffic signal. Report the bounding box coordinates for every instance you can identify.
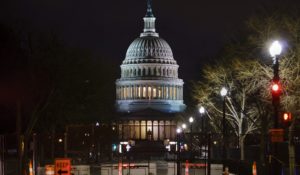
[271,81,281,97]
[282,112,292,127]
[272,83,279,92]
[283,112,292,121]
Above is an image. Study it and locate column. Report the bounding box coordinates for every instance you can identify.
[120,87,123,100]
[158,120,160,140]
[164,120,166,138]
[145,85,148,99]
[161,85,164,99]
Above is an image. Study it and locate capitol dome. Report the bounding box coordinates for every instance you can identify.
[115,1,185,113]
[123,37,177,65]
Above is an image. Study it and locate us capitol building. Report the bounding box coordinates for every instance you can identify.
[115,0,186,155]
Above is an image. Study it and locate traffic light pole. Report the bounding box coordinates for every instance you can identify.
[271,56,281,175]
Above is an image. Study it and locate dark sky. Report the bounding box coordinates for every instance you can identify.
[0,0,282,82]
[1,0,298,133]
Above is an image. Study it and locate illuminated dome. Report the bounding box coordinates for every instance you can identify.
[115,0,185,113]
[123,37,176,65]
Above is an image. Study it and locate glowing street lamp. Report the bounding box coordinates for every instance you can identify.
[220,86,228,172]
[199,106,205,114]
[181,123,187,130]
[189,117,194,123]
[199,106,205,132]
[177,127,182,134]
[269,40,282,58]
[189,116,194,134]
[220,87,228,97]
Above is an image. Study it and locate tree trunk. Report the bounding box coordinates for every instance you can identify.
[240,135,245,160]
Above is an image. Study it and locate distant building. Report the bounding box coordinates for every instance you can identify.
[115,0,185,157]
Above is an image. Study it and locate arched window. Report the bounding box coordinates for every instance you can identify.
[145,67,148,76]
[158,67,161,76]
[138,68,142,76]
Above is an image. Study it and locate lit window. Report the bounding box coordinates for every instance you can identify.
[153,88,156,98]
[138,86,141,98]
[174,87,177,100]
[158,87,161,98]
[123,87,126,99]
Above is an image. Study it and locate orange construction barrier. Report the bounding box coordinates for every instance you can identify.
[29,159,33,175]
[252,161,257,175]
[185,160,189,175]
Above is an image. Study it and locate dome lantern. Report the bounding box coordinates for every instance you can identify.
[141,0,158,37]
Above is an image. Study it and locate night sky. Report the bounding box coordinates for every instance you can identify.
[0,0,299,132]
[0,0,288,81]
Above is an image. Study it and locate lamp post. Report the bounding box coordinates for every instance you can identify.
[199,106,206,175]
[189,117,194,160]
[189,117,194,133]
[220,87,228,172]
[182,123,187,131]
[269,40,282,128]
[269,40,282,175]
[176,127,182,175]
[199,106,205,132]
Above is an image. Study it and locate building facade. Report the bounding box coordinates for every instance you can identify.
[115,0,185,154]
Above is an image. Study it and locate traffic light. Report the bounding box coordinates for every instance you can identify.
[282,112,292,127]
[271,81,281,106]
[271,81,281,96]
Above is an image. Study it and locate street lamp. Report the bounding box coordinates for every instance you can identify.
[189,116,194,133]
[220,87,228,172]
[269,40,282,175]
[189,116,194,159]
[199,106,207,175]
[269,40,282,128]
[176,127,182,175]
[182,123,187,130]
[199,106,205,132]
